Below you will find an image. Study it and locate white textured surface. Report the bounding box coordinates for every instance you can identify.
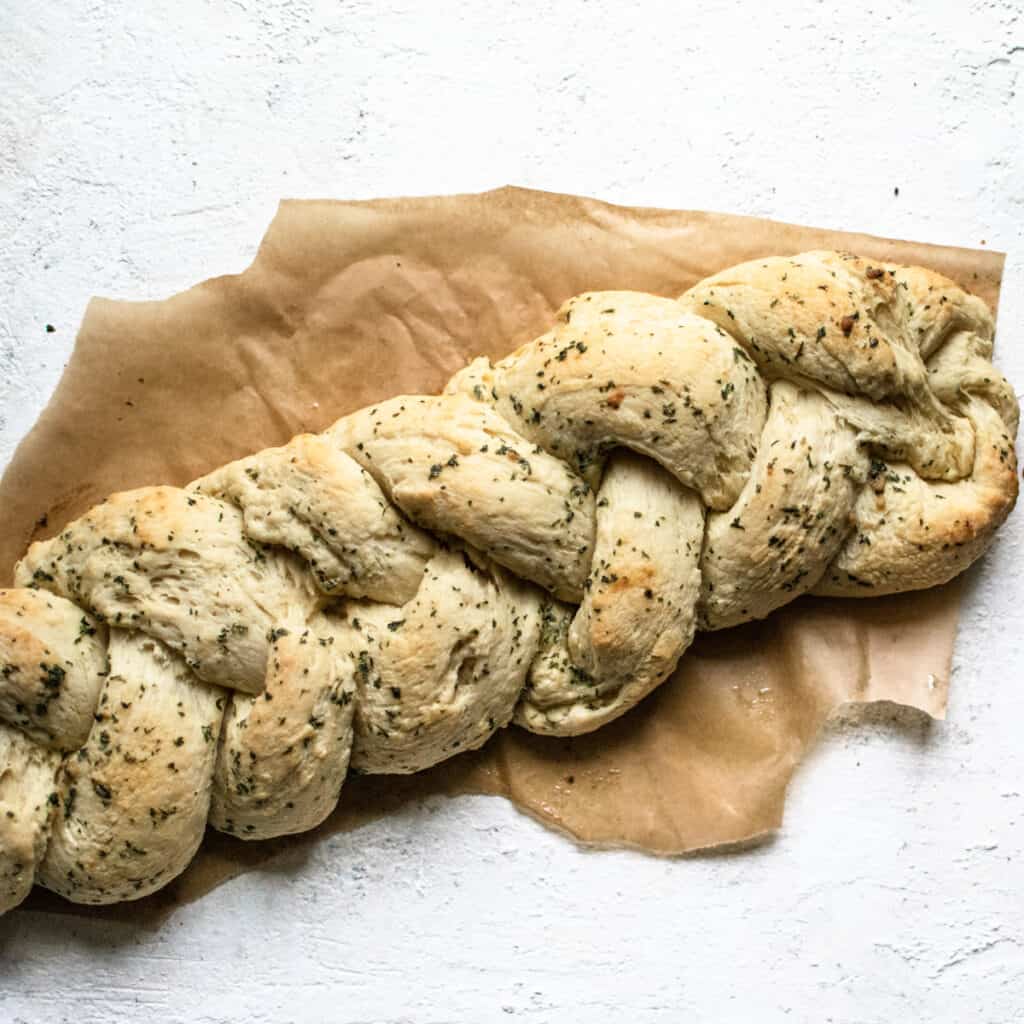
[1,1,1023,1021]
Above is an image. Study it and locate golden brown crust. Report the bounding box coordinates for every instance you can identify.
[0,589,107,750]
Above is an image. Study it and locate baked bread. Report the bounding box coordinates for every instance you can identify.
[0,251,1017,913]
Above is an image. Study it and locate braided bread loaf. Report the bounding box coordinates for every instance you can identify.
[0,251,1017,914]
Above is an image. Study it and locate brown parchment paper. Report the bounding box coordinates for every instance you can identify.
[2,186,1004,922]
